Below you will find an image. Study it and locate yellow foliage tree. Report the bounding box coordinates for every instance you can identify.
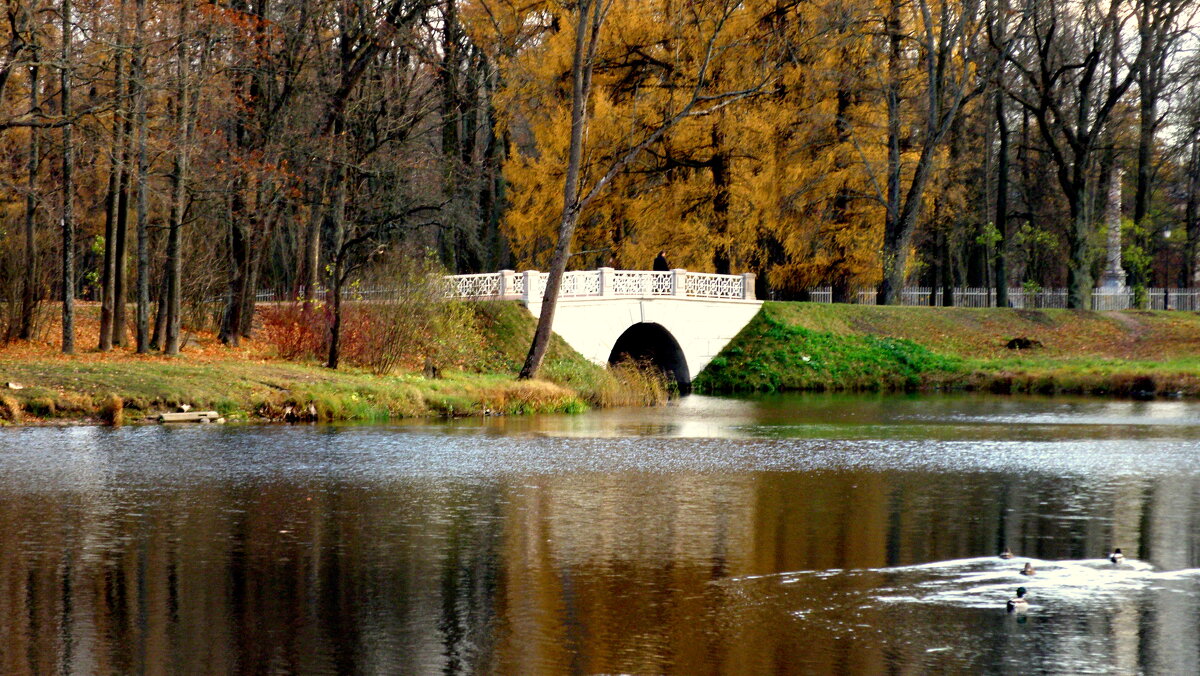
[474,0,979,305]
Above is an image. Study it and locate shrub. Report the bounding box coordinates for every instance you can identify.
[261,254,489,374]
[345,256,487,375]
[261,303,327,361]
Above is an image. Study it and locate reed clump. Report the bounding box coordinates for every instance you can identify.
[0,394,21,424]
[98,394,124,426]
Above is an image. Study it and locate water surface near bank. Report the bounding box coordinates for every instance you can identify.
[2,393,1199,674]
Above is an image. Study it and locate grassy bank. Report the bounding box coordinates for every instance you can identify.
[695,302,1200,396]
[0,301,667,425]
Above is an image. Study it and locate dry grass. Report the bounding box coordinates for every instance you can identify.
[0,301,606,422]
[97,394,124,426]
[0,394,21,424]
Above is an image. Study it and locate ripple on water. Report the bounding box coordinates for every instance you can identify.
[731,555,1200,612]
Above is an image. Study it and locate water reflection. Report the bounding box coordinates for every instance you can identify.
[1,395,1199,674]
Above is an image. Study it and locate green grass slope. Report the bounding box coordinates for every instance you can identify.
[695,302,1200,396]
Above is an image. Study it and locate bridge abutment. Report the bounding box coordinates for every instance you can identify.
[526,296,761,385]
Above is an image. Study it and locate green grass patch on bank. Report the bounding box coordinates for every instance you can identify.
[694,304,962,392]
[0,359,589,423]
[694,301,1200,396]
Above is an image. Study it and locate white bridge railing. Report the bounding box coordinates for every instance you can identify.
[445,268,757,302]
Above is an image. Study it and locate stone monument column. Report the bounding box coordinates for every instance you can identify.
[1097,168,1127,291]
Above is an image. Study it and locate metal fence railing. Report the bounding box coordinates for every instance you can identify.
[802,287,1200,311]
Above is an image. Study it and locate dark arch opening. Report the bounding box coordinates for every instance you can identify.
[607,322,691,388]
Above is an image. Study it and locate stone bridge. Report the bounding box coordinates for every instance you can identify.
[447,268,763,386]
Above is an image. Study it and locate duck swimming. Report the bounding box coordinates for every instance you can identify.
[1006,587,1029,612]
[1000,548,1014,560]
[1110,548,1125,564]
[1020,562,1036,576]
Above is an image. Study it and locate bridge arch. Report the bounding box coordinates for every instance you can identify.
[607,322,690,387]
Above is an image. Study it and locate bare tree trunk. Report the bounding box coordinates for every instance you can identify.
[18,48,40,341]
[111,0,132,346]
[240,245,261,337]
[1133,87,1156,227]
[941,230,954,306]
[218,193,249,346]
[300,181,324,305]
[151,272,168,349]
[994,88,1010,307]
[518,0,600,380]
[879,0,904,305]
[60,0,75,354]
[165,0,191,355]
[326,162,347,369]
[1186,131,1199,286]
[133,0,150,352]
[113,135,131,346]
[1065,187,1093,309]
[711,125,731,274]
[99,34,125,351]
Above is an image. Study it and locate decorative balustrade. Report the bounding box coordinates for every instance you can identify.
[443,268,757,302]
[447,272,502,299]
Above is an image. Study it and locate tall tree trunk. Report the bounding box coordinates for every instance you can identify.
[165,0,190,355]
[879,0,903,305]
[133,0,150,352]
[60,0,75,354]
[18,50,40,341]
[326,162,348,369]
[994,89,1010,307]
[941,230,953,307]
[151,272,168,349]
[519,0,600,380]
[113,134,131,346]
[830,86,854,304]
[1186,132,1199,286]
[439,0,463,271]
[928,229,940,306]
[1133,85,1156,227]
[711,125,731,274]
[480,60,506,270]
[99,33,125,351]
[219,192,249,346]
[300,181,324,305]
[240,243,261,337]
[1065,187,1093,309]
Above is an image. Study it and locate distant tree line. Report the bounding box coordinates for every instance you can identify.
[0,0,1197,361]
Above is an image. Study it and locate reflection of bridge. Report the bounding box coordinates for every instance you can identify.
[447,268,763,386]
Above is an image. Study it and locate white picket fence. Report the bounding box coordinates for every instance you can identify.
[804,287,1200,311]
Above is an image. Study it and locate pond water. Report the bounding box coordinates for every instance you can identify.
[2,394,1200,674]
